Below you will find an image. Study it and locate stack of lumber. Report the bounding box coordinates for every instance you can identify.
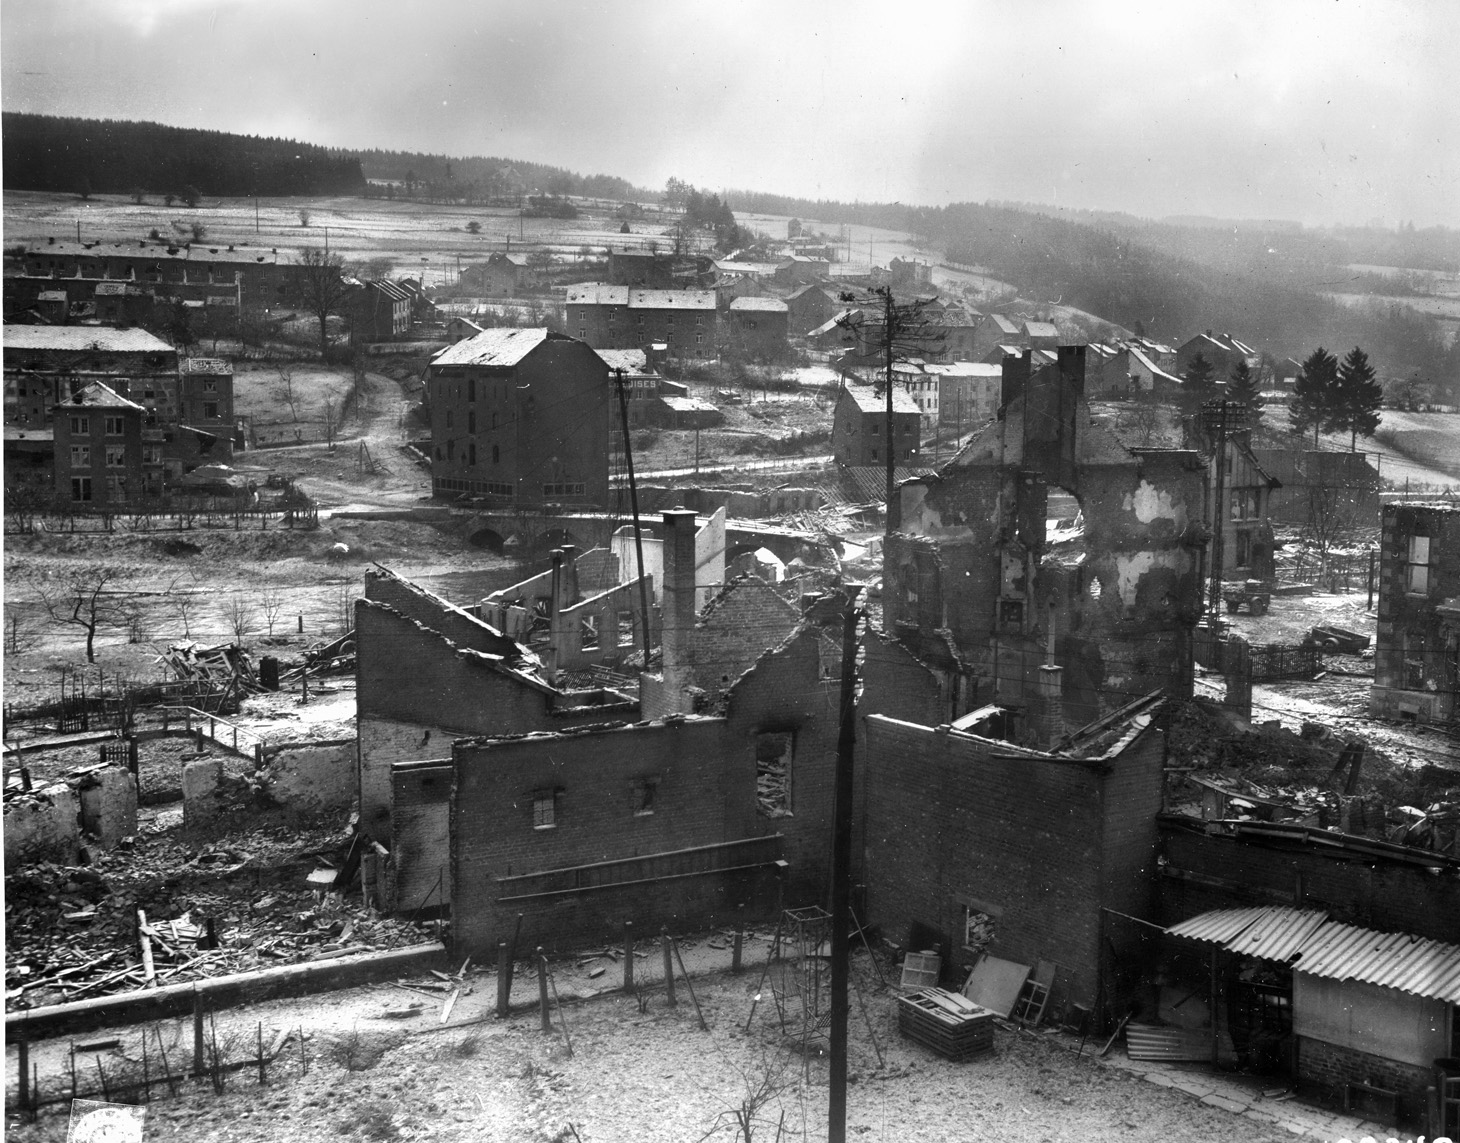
[896,987,995,1061]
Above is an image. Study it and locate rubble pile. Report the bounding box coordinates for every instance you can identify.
[1166,699,1460,851]
[4,823,427,1011]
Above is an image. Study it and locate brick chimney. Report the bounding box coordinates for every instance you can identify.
[660,509,698,710]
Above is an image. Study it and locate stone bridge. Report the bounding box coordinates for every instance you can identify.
[460,509,826,565]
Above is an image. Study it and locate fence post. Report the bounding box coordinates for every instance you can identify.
[192,987,205,1076]
[537,948,551,1031]
[623,921,634,992]
[496,941,511,1017]
[732,906,745,974]
[17,1039,29,1117]
[661,928,677,1007]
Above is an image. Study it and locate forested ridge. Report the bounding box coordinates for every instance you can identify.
[728,188,1459,389]
[2,113,365,197]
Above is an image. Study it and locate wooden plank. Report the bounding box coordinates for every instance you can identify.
[961,955,1030,1018]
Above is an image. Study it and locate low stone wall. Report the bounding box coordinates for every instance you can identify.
[3,785,81,865]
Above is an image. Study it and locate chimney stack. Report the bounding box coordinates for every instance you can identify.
[660,509,698,710]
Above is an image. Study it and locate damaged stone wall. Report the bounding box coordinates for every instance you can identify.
[685,575,803,699]
[356,599,628,841]
[365,566,519,656]
[450,626,839,953]
[1369,503,1459,723]
[450,717,753,956]
[255,738,356,819]
[4,784,82,865]
[882,349,1205,730]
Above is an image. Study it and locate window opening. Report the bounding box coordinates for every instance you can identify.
[755,731,793,817]
[532,791,556,829]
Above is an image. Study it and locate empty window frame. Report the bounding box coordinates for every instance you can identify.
[632,778,657,816]
[754,731,793,817]
[532,790,557,830]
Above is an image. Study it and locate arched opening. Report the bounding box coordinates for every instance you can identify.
[469,528,506,554]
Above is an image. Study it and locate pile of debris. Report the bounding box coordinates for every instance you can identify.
[4,823,427,1011]
[1166,699,1460,853]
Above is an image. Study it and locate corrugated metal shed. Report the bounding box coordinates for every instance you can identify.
[1290,923,1460,1004]
[1166,906,1328,961]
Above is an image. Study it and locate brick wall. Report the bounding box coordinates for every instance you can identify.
[364,569,517,656]
[1099,728,1165,923]
[1158,820,1460,942]
[1297,1036,1433,1129]
[356,601,623,841]
[450,718,776,956]
[391,760,452,913]
[860,630,951,728]
[687,576,801,696]
[863,715,1109,1004]
[724,627,840,905]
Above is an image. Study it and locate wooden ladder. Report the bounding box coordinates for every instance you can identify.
[1013,959,1056,1027]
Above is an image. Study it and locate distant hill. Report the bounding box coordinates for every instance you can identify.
[2,113,365,198]
[353,148,644,203]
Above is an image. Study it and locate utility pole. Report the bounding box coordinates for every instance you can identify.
[827,584,863,1143]
[882,289,896,531]
[614,369,653,668]
[255,196,260,234]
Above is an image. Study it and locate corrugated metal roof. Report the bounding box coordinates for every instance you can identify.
[1291,923,1460,1004]
[1167,906,1328,960]
[1169,908,1460,1004]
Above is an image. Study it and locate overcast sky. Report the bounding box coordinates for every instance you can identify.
[4,0,1456,229]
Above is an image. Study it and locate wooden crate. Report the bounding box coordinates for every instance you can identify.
[896,988,995,1061]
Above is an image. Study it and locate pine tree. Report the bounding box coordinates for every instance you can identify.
[1227,359,1263,425]
[1332,346,1383,451]
[1181,352,1215,412]
[1291,347,1338,447]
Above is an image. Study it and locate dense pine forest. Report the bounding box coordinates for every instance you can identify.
[2,114,366,198]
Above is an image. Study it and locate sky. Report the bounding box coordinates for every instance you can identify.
[3,0,1457,229]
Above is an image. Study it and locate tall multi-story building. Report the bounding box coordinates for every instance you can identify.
[426,328,611,507]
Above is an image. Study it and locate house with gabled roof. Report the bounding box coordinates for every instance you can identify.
[565,284,717,357]
[52,381,148,504]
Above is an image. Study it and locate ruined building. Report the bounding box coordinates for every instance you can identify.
[1369,501,1460,724]
[879,346,1209,742]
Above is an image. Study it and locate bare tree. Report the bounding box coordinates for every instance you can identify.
[320,387,340,448]
[1301,471,1363,582]
[34,566,133,663]
[169,572,203,639]
[298,208,312,228]
[698,1045,796,1143]
[293,247,355,359]
[275,364,302,424]
[224,594,257,641]
[259,585,285,636]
